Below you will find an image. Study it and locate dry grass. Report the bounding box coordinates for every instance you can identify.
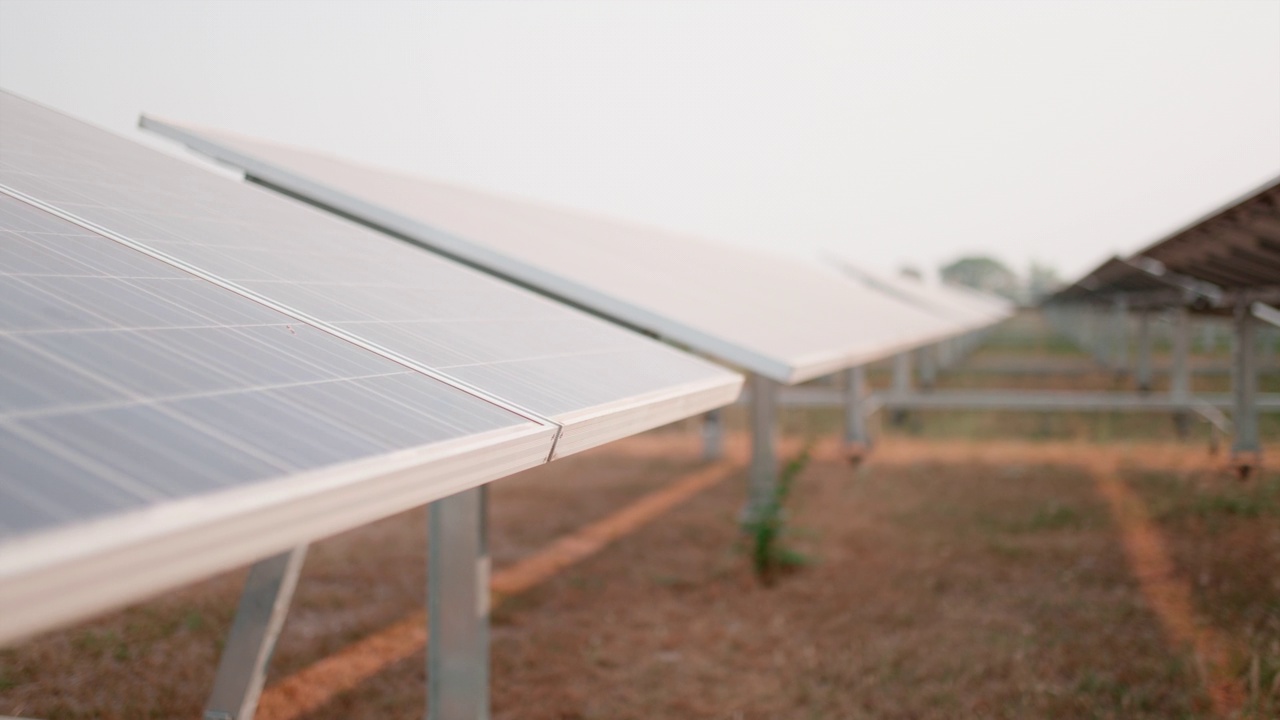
[282,437,1239,720]
[1125,464,1280,718]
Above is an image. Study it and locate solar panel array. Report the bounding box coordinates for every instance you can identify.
[1052,256,1188,307]
[1052,175,1280,310]
[139,118,965,384]
[1136,176,1280,292]
[0,92,741,643]
[826,255,1013,332]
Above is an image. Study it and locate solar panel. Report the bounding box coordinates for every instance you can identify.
[1136,175,1280,292]
[138,118,962,383]
[0,92,740,643]
[1,93,741,458]
[826,255,1013,330]
[0,189,557,643]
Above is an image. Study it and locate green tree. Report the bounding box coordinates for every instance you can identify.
[1025,260,1063,302]
[939,255,1019,301]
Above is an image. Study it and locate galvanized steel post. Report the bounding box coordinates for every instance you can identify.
[917,344,937,390]
[747,373,779,523]
[889,350,913,426]
[892,351,912,396]
[1111,295,1129,372]
[1170,306,1191,401]
[428,486,490,720]
[1135,310,1152,393]
[701,408,724,461]
[1231,302,1260,470]
[203,546,308,720]
[843,365,871,460]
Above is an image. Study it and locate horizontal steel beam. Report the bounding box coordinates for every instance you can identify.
[933,363,1277,376]
[749,387,1280,412]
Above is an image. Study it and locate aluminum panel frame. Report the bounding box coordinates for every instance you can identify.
[0,422,554,645]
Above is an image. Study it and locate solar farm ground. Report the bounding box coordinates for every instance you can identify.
[3,314,1278,719]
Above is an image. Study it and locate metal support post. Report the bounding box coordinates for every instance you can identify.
[890,351,913,427]
[428,486,489,720]
[204,546,308,720]
[701,409,724,461]
[940,339,953,370]
[1231,303,1260,474]
[843,365,870,461]
[917,344,937,390]
[1111,295,1129,373]
[1170,306,1191,438]
[746,373,779,524]
[1136,310,1152,393]
[892,351,912,396]
[1093,309,1108,364]
[1171,307,1190,401]
[1085,308,1105,364]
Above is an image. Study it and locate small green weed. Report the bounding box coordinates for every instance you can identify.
[182,609,205,632]
[1139,473,1280,524]
[71,628,129,662]
[1027,503,1086,531]
[978,502,1090,535]
[1190,485,1279,519]
[744,442,815,585]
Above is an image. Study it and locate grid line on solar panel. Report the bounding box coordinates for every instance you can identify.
[0,92,741,440]
[0,182,560,428]
[0,190,543,540]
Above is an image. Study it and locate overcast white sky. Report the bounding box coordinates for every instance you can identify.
[1,0,1277,282]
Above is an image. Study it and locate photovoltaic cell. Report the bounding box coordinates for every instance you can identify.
[0,192,541,540]
[138,117,964,383]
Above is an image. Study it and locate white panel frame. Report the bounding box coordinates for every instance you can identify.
[0,422,554,645]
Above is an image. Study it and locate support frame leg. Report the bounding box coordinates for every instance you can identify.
[1231,303,1261,476]
[701,408,724,462]
[745,373,779,525]
[843,365,871,464]
[428,486,490,720]
[1136,310,1152,393]
[204,546,308,720]
[1170,306,1191,439]
[890,351,912,427]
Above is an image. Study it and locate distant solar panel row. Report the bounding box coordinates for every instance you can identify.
[826,254,1013,330]
[0,92,741,643]
[1052,175,1280,307]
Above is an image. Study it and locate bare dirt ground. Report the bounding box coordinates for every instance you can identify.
[3,313,1277,719]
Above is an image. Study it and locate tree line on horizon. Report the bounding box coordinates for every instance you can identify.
[900,256,1064,306]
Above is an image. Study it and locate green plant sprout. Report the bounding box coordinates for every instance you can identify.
[745,440,815,585]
